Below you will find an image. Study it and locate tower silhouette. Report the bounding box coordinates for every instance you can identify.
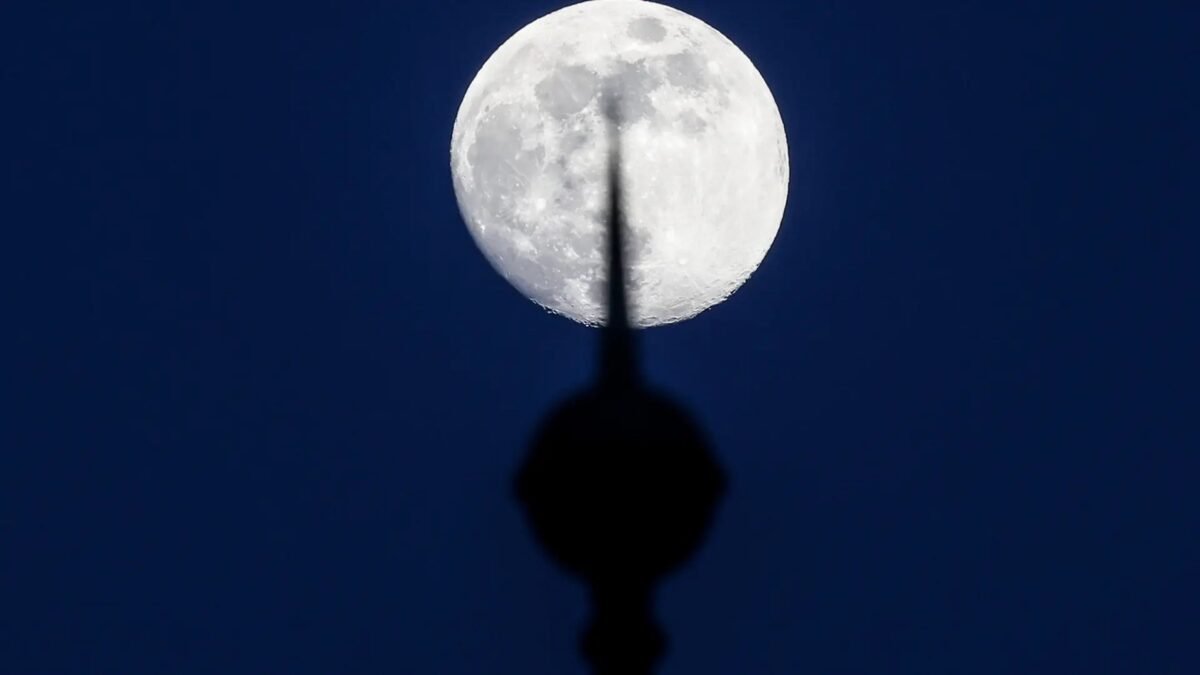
[515,100,726,675]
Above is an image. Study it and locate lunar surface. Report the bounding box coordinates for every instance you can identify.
[451,0,788,327]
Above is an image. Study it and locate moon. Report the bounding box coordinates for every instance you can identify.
[451,0,788,327]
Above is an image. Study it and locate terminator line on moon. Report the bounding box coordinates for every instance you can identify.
[451,0,788,327]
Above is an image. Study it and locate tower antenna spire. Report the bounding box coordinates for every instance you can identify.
[600,94,637,388]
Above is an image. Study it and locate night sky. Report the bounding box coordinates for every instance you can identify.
[3,1,1196,673]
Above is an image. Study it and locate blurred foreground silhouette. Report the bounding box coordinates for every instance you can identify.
[515,104,726,675]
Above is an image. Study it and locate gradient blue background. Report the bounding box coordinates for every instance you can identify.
[3,1,1196,673]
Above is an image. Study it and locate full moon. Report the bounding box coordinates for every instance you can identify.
[451,0,788,327]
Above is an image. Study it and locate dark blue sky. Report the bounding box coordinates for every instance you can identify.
[3,1,1196,673]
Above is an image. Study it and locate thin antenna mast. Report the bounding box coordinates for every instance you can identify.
[600,96,637,388]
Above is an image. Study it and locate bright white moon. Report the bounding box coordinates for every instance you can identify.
[451,0,788,326]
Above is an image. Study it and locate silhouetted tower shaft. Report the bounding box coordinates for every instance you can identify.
[516,99,725,675]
